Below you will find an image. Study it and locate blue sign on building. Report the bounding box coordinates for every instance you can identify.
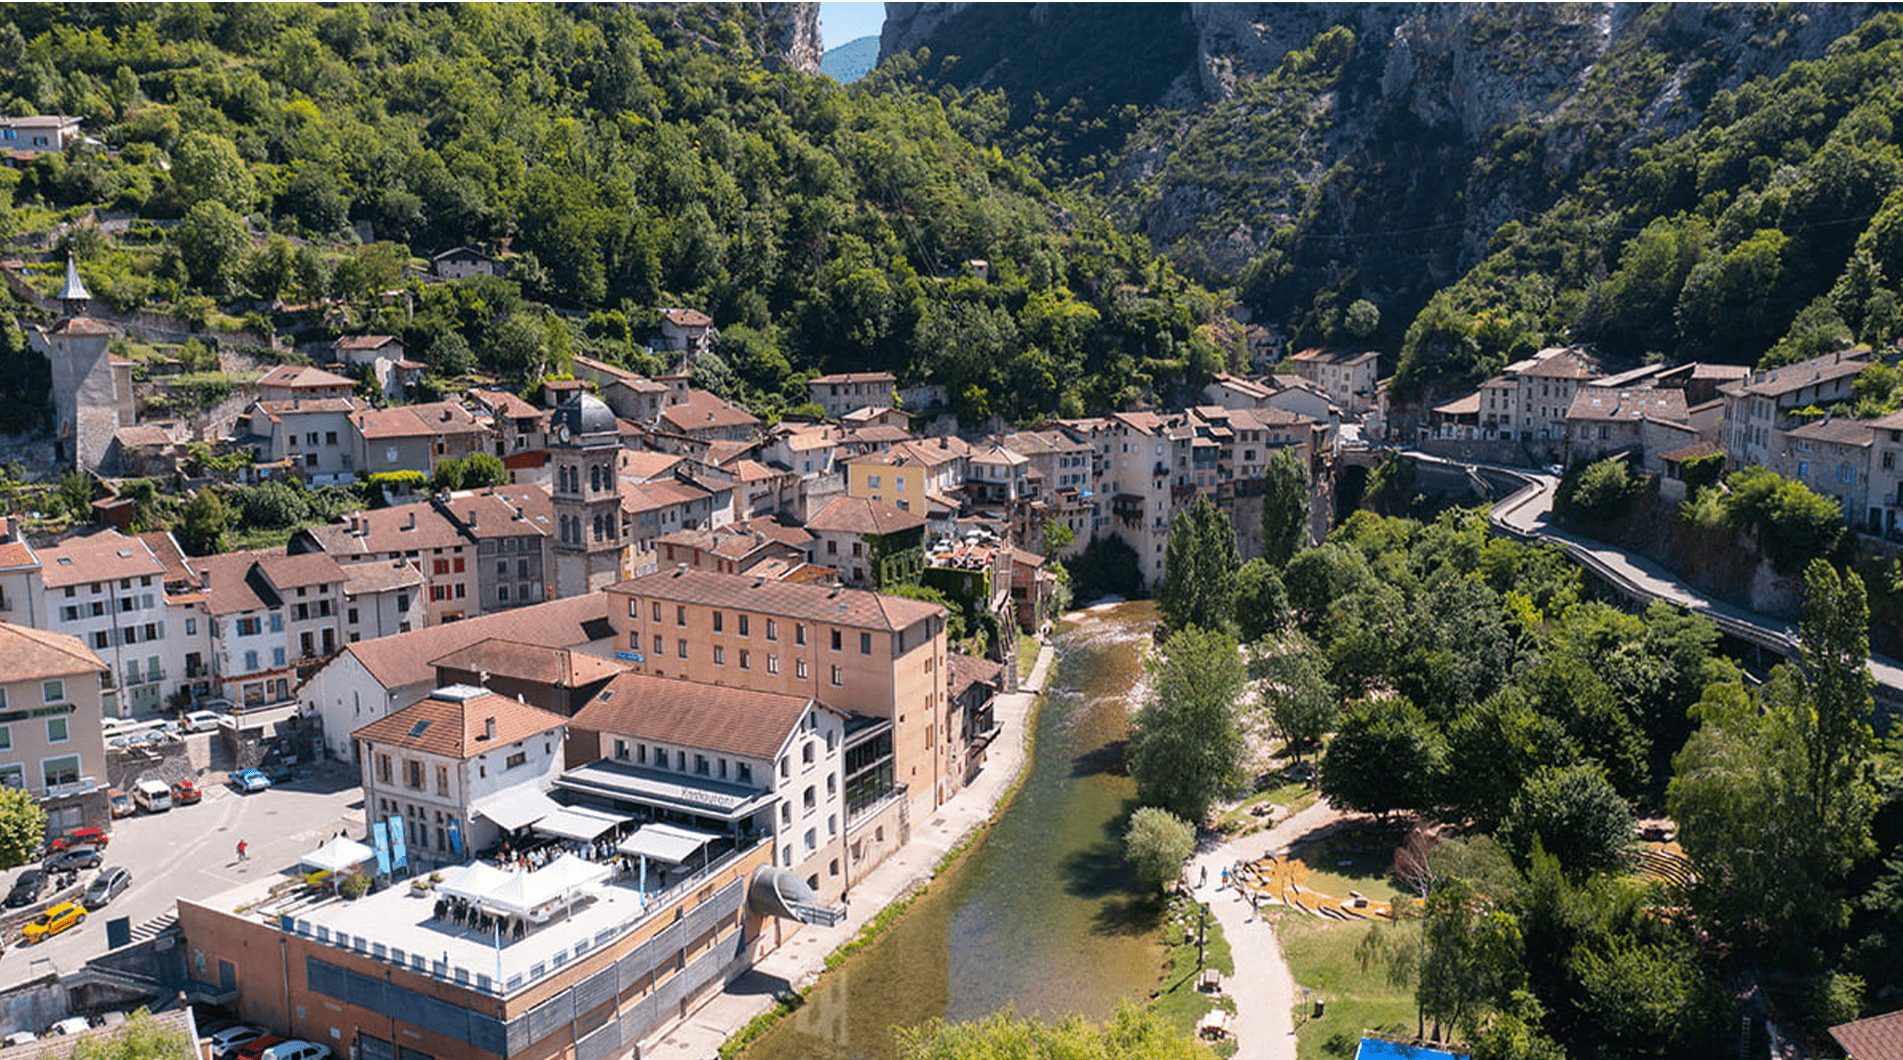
[615,651,645,663]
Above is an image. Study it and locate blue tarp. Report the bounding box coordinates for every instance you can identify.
[1354,1040,1468,1060]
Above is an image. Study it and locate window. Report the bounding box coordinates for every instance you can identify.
[780,803,791,825]
[0,727,8,751]
[186,618,197,636]
[436,766,449,795]
[45,716,67,743]
[766,619,777,641]
[796,659,809,680]
[827,539,837,555]
[804,828,816,851]
[714,646,725,665]
[42,756,79,789]
[766,654,779,675]
[93,631,108,650]
[830,629,841,651]
[677,639,688,659]
[0,765,19,790]
[244,650,259,671]
[653,634,663,655]
[738,762,752,783]
[739,649,750,670]
[802,741,815,765]
[860,632,873,655]
[803,786,816,811]
[695,755,709,775]
[505,751,526,770]
[273,647,287,668]
[713,611,723,633]
[796,623,807,645]
[830,665,843,687]
[41,681,63,704]
[378,754,391,784]
[652,602,662,622]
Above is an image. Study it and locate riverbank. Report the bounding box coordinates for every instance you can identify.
[642,637,1060,1059]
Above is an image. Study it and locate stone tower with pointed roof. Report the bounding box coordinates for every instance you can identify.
[27,256,128,472]
[549,392,627,597]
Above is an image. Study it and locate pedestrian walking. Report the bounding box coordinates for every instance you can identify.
[1200,865,1208,887]
[237,839,249,862]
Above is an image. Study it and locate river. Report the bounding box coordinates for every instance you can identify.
[742,601,1166,1060]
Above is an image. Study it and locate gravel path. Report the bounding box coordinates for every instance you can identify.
[1188,798,1352,1060]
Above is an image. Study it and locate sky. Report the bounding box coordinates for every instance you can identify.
[819,2,886,48]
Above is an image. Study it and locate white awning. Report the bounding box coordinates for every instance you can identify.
[532,805,630,842]
[471,788,562,831]
[617,823,721,866]
[299,836,375,874]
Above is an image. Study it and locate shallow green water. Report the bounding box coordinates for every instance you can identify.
[742,601,1164,1060]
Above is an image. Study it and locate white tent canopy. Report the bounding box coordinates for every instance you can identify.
[531,805,630,842]
[300,836,375,874]
[437,860,514,904]
[471,788,563,831]
[481,855,610,921]
[617,823,721,866]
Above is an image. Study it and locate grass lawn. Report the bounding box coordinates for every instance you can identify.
[1274,910,1419,1060]
[1215,779,1317,839]
[230,525,299,552]
[1150,894,1236,1058]
[1018,632,1039,681]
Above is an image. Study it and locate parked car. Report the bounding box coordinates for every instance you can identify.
[231,769,271,793]
[4,1031,36,1046]
[48,1017,91,1035]
[256,1041,332,1060]
[182,710,235,733]
[6,868,45,908]
[48,846,103,872]
[20,901,85,943]
[171,778,203,805]
[204,1024,266,1060]
[132,778,172,812]
[108,788,133,818]
[49,828,108,852]
[83,867,131,909]
[259,758,294,783]
[233,1035,287,1060]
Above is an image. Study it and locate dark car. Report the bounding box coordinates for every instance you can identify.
[259,758,294,783]
[83,866,131,909]
[5,868,45,908]
[48,845,103,872]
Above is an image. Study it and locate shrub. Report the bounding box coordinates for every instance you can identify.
[1125,806,1196,894]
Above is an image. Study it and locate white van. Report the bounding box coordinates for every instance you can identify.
[131,779,172,813]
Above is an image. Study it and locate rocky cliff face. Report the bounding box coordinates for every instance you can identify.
[758,1,822,75]
[878,2,1883,302]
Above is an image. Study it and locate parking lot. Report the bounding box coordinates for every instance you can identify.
[0,761,364,990]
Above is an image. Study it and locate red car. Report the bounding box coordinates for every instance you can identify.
[235,1036,287,1060]
[47,828,109,854]
[171,779,203,805]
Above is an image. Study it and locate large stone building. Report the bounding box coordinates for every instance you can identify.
[550,393,629,598]
[0,622,110,834]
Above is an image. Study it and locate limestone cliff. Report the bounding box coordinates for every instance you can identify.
[756,1,822,75]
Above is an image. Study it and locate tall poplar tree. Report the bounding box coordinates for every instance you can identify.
[1158,496,1239,634]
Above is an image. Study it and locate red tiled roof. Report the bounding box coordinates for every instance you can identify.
[662,307,712,327]
[353,686,566,760]
[573,671,820,761]
[38,532,165,589]
[0,622,104,684]
[339,594,614,691]
[805,496,926,537]
[430,638,625,687]
[1832,1009,1903,1060]
[609,567,943,631]
[256,551,346,590]
[259,365,355,389]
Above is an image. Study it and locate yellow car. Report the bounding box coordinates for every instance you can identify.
[21,901,84,943]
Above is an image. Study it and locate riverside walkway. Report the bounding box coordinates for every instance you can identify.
[641,640,1058,1059]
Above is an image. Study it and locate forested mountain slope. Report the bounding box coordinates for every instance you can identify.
[882,3,1903,405]
[0,3,1224,426]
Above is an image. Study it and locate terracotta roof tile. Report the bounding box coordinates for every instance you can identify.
[805,496,926,537]
[1832,1009,1903,1060]
[353,686,566,759]
[0,622,105,684]
[38,531,165,589]
[339,594,613,691]
[429,638,624,687]
[573,671,819,761]
[609,567,943,631]
[259,364,355,389]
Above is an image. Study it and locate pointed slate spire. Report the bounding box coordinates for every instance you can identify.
[57,255,89,316]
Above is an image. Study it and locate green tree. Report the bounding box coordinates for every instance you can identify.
[1319,697,1446,818]
[1498,764,1635,877]
[897,1002,1214,1060]
[1255,629,1335,775]
[460,452,509,489]
[1124,806,1195,895]
[1128,625,1247,823]
[0,786,45,869]
[1260,448,1312,567]
[1040,517,1074,558]
[1561,459,1639,523]
[426,332,476,377]
[1158,496,1240,634]
[1233,557,1288,641]
[1344,298,1381,339]
[170,129,254,213]
[70,1009,194,1060]
[56,469,93,521]
[175,200,249,292]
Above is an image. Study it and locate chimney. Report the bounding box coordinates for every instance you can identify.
[405,511,416,531]
[467,508,477,530]
[484,717,496,741]
[441,409,452,422]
